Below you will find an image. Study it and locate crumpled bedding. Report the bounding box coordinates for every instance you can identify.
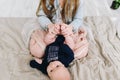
[0,17,120,80]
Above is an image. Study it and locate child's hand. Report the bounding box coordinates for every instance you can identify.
[44,24,60,45]
[48,23,60,35]
[60,23,73,36]
[54,24,61,34]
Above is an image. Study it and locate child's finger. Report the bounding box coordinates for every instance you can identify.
[55,24,60,30]
[54,28,60,34]
[61,25,66,30]
[54,25,60,34]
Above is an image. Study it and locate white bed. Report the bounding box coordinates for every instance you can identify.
[0,17,120,80]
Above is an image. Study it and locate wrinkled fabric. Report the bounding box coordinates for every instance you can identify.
[0,17,120,80]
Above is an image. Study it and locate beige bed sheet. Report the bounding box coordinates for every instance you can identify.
[0,17,120,80]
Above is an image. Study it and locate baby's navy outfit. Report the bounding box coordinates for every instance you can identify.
[30,35,74,75]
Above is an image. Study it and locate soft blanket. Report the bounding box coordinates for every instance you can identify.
[0,17,120,80]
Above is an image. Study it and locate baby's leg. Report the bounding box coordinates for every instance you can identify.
[64,35,75,50]
[74,39,89,59]
[30,39,43,64]
[74,28,89,59]
[30,29,46,58]
[44,32,57,45]
[60,25,75,50]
